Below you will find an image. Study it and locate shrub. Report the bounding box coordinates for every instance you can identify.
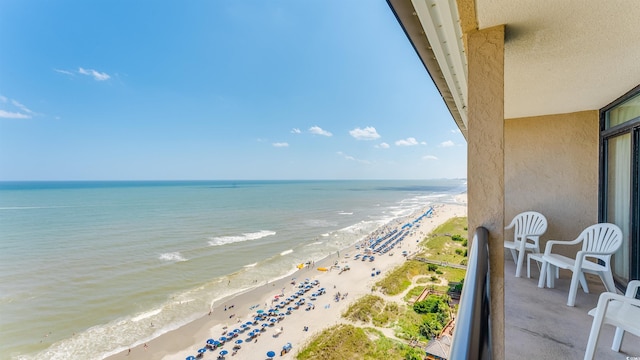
[428,264,438,271]
[451,234,463,241]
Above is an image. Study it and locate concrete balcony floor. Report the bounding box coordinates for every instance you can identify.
[504,258,640,359]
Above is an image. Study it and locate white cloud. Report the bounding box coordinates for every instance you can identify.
[420,141,427,145]
[272,142,289,147]
[376,142,390,149]
[291,128,301,134]
[440,140,455,147]
[54,68,75,76]
[309,126,332,137]
[337,151,370,164]
[55,67,111,81]
[11,100,33,115]
[349,126,380,140]
[395,137,419,146]
[0,97,34,119]
[0,110,30,119]
[451,129,461,134]
[78,67,110,81]
[422,155,438,160]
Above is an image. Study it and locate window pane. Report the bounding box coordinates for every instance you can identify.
[606,92,640,128]
[607,133,631,283]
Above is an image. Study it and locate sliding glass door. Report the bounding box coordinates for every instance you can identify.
[601,87,640,286]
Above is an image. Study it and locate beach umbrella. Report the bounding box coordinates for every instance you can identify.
[256,309,264,314]
[186,357,196,360]
[207,338,215,344]
[220,349,229,356]
[198,348,207,353]
[219,336,227,342]
[267,350,276,358]
[245,321,253,326]
[235,339,243,345]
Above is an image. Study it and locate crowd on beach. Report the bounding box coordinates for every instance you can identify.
[181,279,324,359]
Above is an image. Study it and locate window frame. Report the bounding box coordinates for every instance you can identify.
[599,84,640,286]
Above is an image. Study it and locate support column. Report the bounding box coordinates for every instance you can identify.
[466,25,505,360]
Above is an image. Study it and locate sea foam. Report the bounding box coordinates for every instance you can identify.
[159,252,186,262]
[208,230,276,246]
[132,308,162,322]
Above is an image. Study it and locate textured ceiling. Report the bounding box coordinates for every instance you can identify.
[476,0,640,119]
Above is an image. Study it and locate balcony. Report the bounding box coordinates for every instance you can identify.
[505,259,640,359]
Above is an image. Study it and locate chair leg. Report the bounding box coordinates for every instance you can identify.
[579,272,589,293]
[509,249,517,265]
[515,250,525,278]
[600,271,616,293]
[567,270,581,306]
[583,305,606,360]
[547,264,556,288]
[611,327,624,351]
[538,260,548,288]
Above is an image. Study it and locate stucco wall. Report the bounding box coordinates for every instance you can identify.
[504,111,599,256]
[467,25,505,360]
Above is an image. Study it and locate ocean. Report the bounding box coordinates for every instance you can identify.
[0,179,466,359]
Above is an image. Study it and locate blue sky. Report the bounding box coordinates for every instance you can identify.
[0,0,466,181]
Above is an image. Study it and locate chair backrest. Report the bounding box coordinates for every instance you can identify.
[579,223,623,261]
[508,211,548,239]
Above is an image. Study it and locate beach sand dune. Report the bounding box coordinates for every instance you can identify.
[106,200,467,360]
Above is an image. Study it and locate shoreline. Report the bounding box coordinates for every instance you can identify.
[106,197,467,359]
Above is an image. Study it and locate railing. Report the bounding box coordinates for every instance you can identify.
[450,226,492,359]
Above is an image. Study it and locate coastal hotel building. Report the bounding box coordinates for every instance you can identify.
[386,1,639,359]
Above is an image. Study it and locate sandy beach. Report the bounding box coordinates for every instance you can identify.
[106,196,467,360]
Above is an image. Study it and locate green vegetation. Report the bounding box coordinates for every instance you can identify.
[418,216,468,265]
[403,285,426,302]
[296,324,422,360]
[343,294,402,327]
[413,294,451,338]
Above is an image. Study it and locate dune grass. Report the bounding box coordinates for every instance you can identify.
[296,324,424,360]
[343,294,403,327]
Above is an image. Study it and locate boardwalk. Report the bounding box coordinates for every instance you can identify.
[411,256,467,270]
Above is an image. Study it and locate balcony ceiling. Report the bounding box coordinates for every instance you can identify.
[389,0,640,127]
[478,0,640,119]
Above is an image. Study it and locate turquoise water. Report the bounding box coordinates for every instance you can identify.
[0,180,466,359]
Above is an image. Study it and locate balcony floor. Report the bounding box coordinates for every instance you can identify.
[504,258,640,359]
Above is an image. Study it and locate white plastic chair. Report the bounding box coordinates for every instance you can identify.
[537,223,623,306]
[504,211,548,277]
[583,280,640,360]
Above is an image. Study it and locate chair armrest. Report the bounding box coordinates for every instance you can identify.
[626,280,640,297]
[543,239,579,255]
[596,291,640,309]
